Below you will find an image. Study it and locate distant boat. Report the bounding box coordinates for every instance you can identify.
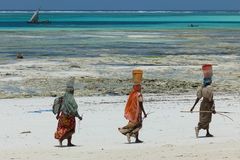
[28,9,50,24]
[188,24,199,27]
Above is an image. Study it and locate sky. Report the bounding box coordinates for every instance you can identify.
[0,0,240,10]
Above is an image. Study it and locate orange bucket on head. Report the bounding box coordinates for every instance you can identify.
[132,69,143,84]
[202,64,213,78]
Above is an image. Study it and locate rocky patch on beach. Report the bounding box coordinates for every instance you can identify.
[0,77,238,99]
[0,52,239,99]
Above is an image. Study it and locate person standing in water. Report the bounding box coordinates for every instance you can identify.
[118,69,147,143]
[190,64,216,138]
[55,77,82,147]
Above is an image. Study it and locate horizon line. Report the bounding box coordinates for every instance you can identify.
[0,9,240,11]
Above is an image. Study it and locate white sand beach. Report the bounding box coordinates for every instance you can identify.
[0,93,239,160]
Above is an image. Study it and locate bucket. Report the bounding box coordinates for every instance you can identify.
[202,64,213,78]
[132,69,143,84]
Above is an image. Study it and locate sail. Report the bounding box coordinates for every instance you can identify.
[28,10,39,23]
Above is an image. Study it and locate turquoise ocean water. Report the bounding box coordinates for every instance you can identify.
[1,11,240,30]
[0,11,240,59]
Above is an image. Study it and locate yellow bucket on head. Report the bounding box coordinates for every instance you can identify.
[132,69,143,84]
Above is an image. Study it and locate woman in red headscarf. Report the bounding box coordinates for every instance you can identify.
[118,84,147,143]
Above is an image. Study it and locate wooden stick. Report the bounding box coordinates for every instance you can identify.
[216,112,234,121]
[180,111,232,114]
[77,114,83,132]
[180,111,234,121]
[142,111,154,120]
[146,111,154,115]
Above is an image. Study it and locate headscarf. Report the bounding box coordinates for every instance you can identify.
[133,84,141,92]
[59,77,79,117]
[124,84,142,123]
[61,88,79,117]
[203,77,212,87]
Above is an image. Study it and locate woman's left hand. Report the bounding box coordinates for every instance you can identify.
[144,113,147,118]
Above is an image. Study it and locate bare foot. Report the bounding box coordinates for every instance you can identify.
[126,133,131,143]
[67,143,76,147]
[135,139,143,143]
[195,127,199,138]
[59,140,63,147]
[206,133,214,137]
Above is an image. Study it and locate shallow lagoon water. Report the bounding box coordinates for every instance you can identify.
[0,11,239,98]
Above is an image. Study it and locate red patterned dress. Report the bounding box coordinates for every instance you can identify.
[55,112,76,140]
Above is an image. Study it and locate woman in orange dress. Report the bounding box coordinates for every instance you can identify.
[118,84,147,143]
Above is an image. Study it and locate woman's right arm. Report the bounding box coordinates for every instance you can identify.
[190,87,202,112]
[139,102,147,118]
[190,98,200,112]
[72,98,82,120]
[76,112,82,120]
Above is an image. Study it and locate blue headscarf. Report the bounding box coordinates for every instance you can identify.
[203,77,212,87]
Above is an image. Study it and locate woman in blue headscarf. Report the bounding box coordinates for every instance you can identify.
[190,76,216,138]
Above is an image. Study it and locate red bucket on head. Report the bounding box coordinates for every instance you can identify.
[202,64,213,78]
